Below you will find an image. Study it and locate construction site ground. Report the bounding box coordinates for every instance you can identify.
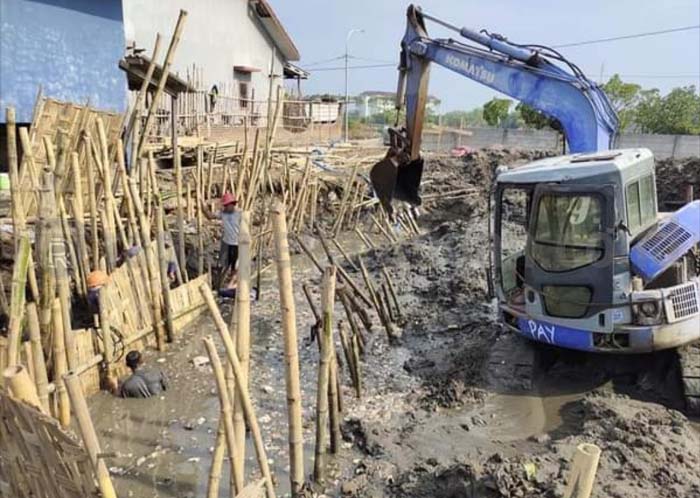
[86,149,700,498]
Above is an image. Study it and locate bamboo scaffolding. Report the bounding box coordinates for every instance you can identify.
[64,371,117,498]
[70,152,90,296]
[271,203,304,495]
[200,284,276,498]
[84,135,100,270]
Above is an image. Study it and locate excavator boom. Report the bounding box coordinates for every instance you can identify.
[371,4,619,214]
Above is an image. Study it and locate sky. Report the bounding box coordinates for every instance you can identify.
[273,0,700,112]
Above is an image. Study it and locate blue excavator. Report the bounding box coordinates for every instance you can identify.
[371,5,700,412]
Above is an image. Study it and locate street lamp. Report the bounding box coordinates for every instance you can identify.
[345,28,364,143]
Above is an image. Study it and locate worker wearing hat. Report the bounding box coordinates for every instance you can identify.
[86,270,110,313]
[202,192,241,288]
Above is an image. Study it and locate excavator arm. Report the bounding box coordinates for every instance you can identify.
[371,4,619,213]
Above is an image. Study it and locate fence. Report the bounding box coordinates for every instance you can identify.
[422,127,700,159]
[137,88,344,144]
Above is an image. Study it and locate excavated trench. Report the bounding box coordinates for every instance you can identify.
[88,150,700,498]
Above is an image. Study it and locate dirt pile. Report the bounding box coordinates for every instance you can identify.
[655,156,700,207]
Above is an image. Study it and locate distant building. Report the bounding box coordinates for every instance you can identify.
[356,90,441,118]
[122,0,303,107]
[0,0,128,124]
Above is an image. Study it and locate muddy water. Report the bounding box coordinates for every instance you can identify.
[88,233,367,498]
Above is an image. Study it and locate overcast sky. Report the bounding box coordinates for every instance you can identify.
[274,0,700,112]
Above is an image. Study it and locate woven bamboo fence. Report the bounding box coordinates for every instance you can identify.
[0,391,99,498]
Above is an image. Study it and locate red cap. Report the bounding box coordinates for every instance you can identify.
[221,193,237,206]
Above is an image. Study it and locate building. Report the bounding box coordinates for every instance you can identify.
[122,0,302,109]
[0,0,127,124]
[357,90,441,118]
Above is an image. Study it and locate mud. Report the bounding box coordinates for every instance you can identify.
[88,149,700,498]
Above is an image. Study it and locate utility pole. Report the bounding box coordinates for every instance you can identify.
[344,28,364,143]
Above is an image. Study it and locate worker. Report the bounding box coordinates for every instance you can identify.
[86,270,110,314]
[201,192,241,289]
[119,350,168,398]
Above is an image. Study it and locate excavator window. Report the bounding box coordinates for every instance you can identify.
[531,193,604,272]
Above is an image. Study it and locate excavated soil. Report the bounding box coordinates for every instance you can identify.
[86,148,700,498]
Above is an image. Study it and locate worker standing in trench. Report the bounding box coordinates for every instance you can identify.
[119,350,168,398]
[201,192,241,291]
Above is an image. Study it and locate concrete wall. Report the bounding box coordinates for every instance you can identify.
[423,127,700,159]
[123,0,285,102]
[0,0,127,123]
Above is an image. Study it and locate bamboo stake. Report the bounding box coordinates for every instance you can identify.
[203,337,242,494]
[96,118,117,268]
[340,287,372,335]
[84,135,100,270]
[302,283,321,324]
[3,365,43,412]
[70,152,90,296]
[196,147,205,276]
[59,201,82,297]
[351,330,362,398]
[358,257,397,341]
[354,227,374,250]
[328,345,341,454]
[331,238,358,271]
[125,33,162,149]
[381,267,402,320]
[136,10,188,160]
[51,197,74,374]
[371,214,396,244]
[52,299,70,427]
[26,302,49,412]
[232,211,252,488]
[271,203,304,495]
[174,143,188,282]
[64,372,117,498]
[207,422,227,498]
[200,284,277,498]
[6,235,30,367]
[339,290,365,347]
[314,266,336,483]
[6,107,22,251]
[564,443,601,498]
[332,162,362,236]
[156,204,175,342]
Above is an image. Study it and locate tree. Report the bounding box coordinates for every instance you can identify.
[482,98,512,127]
[440,108,487,128]
[602,74,642,131]
[635,86,700,135]
[516,103,561,131]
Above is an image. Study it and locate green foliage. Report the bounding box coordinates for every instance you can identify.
[440,108,487,128]
[516,103,559,131]
[602,74,642,131]
[635,86,700,135]
[482,98,512,127]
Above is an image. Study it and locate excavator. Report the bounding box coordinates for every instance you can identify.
[371,5,700,412]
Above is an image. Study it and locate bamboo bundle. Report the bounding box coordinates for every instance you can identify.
[271,203,304,495]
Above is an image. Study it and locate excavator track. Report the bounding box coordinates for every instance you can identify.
[678,341,700,415]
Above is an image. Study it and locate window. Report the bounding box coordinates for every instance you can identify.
[531,193,604,272]
[626,175,656,233]
[626,182,641,230]
[239,82,249,109]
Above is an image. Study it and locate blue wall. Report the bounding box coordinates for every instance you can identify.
[0,0,127,123]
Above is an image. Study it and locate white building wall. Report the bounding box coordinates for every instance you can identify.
[122,0,285,101]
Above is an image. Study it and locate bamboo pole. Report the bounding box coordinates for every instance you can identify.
[26,303,49,412]
[64,372,117,498]
[52,299,70,427]
[313,266,336,483]
[83,135,100,270]
[271,202,304,495]
[564,443,601,498]
[331,238,358,271]
[358,257,397,341]
[196,147,205,276]
[6,107,22,252]
[6,236,30,367]
[207,422,228,498]
[203,337,242,494]
[354,227,374,250]
[125,33,162,149]
[351,331,362,398]
[302,283,321,324]
[381,267,402,320]
[116,140,141,248]
[339,290,365,348]
[70,153,90,295]
[96,118,117,268]
[156,205,175,342]
[136,10,188,160]
[230,211,252,488]
[3,365,43,412]
[200,284,276,498]
[328,344,341,454]
[173,142,188,282]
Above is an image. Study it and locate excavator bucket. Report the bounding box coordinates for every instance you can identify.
[370,154,424,215]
